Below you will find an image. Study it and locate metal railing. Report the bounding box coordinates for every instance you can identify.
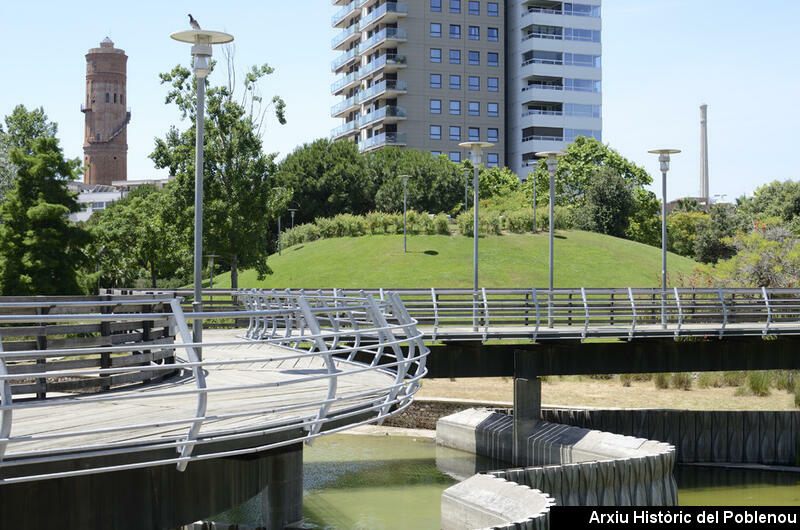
[0,292,428,483]
[108,287,800,343]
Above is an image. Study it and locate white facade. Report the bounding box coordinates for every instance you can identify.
[507,0,602,179]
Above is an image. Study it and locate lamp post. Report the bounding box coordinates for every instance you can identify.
[399,174,412,253]
[648,148,681,329]
[288,208,298,229]
[273,187,285,256]
[459,141,494,331]
[171,27,234,347]
[463,166,470,213]
[535,151,565,327]
[526,159,538,233]
[205,254,220,305]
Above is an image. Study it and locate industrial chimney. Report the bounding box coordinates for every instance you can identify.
[699,104,709,204]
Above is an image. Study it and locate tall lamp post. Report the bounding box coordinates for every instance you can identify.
[463,165,470,213]
[535,151,565,327]
[648,148,681,328]
[459,141,494,331]
[399,174,412,253]
[288,208,298,229]
[526,159,538,233]
[171,27,234,347]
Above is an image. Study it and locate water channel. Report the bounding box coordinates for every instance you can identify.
[213,434,800,529]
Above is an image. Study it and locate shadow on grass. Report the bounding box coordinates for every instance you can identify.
[424,250,439,256]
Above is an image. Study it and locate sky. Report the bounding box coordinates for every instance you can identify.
[1,0,798,202]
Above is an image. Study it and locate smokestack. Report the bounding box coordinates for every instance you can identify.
[699,104,709,203]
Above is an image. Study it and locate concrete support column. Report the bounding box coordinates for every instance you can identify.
[513,376,542,466]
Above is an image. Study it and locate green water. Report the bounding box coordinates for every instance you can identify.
[215,434,800,529]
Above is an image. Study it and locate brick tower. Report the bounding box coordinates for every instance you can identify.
[82,37,130,185]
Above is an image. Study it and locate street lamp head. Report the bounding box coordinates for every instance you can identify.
[170,30,234,78]
[398,174,413,184]
[535,151,565,175]
[459,141,494,165]
[648,148,681,173]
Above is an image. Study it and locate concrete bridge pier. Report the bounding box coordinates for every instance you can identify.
[513,376,542,466]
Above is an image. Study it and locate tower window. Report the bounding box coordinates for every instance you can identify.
[105,93,110,103]
[96,133,101,141]
[114,93,117,103]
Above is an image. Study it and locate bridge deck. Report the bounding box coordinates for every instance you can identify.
[6,329,394,461]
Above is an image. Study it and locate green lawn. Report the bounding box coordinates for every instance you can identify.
[210,230,698,289]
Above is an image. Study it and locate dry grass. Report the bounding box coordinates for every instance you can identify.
[418,376,799,411]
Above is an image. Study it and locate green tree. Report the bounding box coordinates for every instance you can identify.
[150,59,286,289]
[694,203,749,263]
[477,166,519,199]
[574,167,634,237]
[2,105,58,153]
[0,133,16,205]
[0,137,89,295]
[705,227,800,287]
[667,210,710,258]
[737,180,800,224]
[86,185,188,289]
[276,139,374,223]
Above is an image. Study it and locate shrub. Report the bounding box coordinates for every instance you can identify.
[631,373,652,382]
[775,371,799,392]
[697,372,724,388]
[589,374,614,380]
[671,372,692,391]
[747,371,771,397]
[456,211,502,236]
[794,383,800,408]
[723,371,746,387]
[366,211,391,234]
[505,209,534,233]
[654,373,670,389]
[620,373,633,387]
[433,213,451,235]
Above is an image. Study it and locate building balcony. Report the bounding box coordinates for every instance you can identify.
[81,103,90,113]
[356,105,407,128]
[358,131,407,152]
[359,54,407,80]
[331,48,360,73]
[359,2,408,33]
[332,22,361,50]
[358,27,407,55]
[357,79,408,104]
[522,134,564,143]
[331,71,360,96]
[331,94,360,118]
[332,1,358,28]
[330,120,358,140]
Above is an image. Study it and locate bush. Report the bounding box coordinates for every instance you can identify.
[366,211,392,234]
[794,383,800,408]
[456,211,502,236]
[747,371,771,397]
[774,371,799,392]
[697,372,724,388]
[723,371,746,387]
[505,209,534,233]
[433,213,451,235]
[654,373,670,389]
[620,373,633,387]
[671,372,692,391]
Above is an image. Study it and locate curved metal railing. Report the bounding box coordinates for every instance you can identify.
[0,292,428,484]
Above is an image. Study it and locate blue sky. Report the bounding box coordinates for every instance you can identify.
[1,0,798,202]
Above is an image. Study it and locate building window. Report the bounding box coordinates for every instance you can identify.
[430,48,442,63]
[468,127,480,141]
[449,100,461,115]
[449,0,460,14]
[468,26,479,40]
[430,99,442,114]
[431,151,442,157]
[449,49,461,64]
[431,0,441,12]
[468,76,480,91]
[430,125,442,140]
[113,93,117,103]
[449,126,461,141]
[488,102,499,117]
[468,101,480,115]
[487,27,499,42]
[430,73,442,89]
[430,23,442,38]
[488,52,499,67]
[449,24,461,39]
[487,2,498,16]
[487,77,499,91]
[96,133,101,141]
[449,151,461,163]
[468,50,480,65]
[487,153,499,167]
[449,74,461,90]
[105,92,109,103]
[469,0,480,15]
[488,128,499,142]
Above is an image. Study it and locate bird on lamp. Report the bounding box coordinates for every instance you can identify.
[188,14,201,30]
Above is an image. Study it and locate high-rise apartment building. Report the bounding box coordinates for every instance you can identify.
[330,0,600,175]
[330,0,505,166]
[507,0,602,178]
[82,37,130,185]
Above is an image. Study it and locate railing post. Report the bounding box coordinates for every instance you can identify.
[531,288,540,342]
[628,287,637,341]
[718,287,728,338]
[35,306,50,400]
[0,339,12,461]
[169,299,208,472]
[431,287,439,341]
[673,287,683,339]
[567,292,573,326]
[296,296,336,440]
[610,292,615,325]
[762,286,772,337]
[580,287,589,340]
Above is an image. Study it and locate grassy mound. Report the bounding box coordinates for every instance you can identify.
[210,230,697,289]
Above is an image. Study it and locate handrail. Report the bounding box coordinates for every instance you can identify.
[674,287,683,339]
[762,286,772,337]
[0,339,11,461]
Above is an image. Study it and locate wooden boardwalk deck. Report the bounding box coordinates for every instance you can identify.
[5,329,395,460]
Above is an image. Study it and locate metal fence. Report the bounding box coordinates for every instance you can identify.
[0,291,428,484]
[107,287,800,342]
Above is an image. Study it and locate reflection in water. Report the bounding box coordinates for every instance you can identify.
[212,434,800,528]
